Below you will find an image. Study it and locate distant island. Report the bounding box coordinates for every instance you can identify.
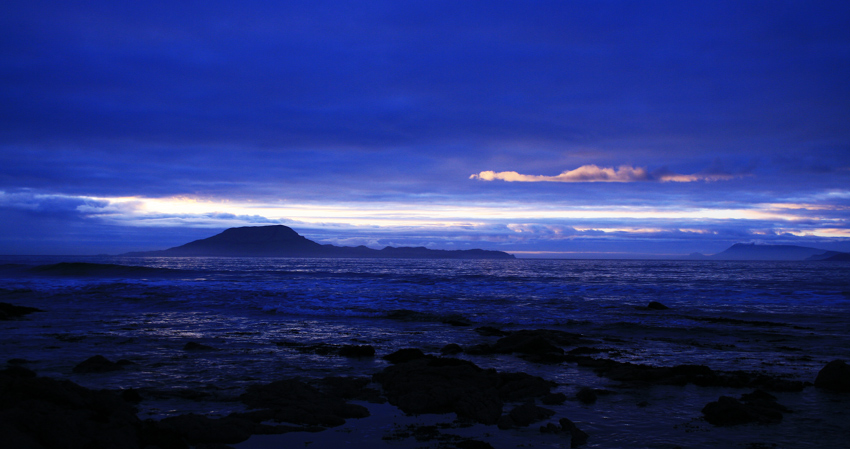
[122,225,515,259]
[690,243,850,261]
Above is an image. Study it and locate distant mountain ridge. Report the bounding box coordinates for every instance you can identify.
[692,243,850,261]
[122,225,515,259]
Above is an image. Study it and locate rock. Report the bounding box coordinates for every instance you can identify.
[496,415,515,430]
[440,343,463,355]
[456,440,495,449]
[384,310,473,326]
[383,348,429,364]
[540,422,560,433]
[559,418,589,447]
[0,302,43,320]
[184,341,217,351]
[506,401,555,427]
[493,329,589,354]
[1,365,36,378]
[701,390,788,426]
[443,317,473,326]
[469,329,596,363]
[72,355,124,373]
[159,414,256,445]
[474,326,510,337]
[541,392,567,405]
[567,355,805,391]
[121,388,143,403]
[464,344,494,355]
[0,368,175,449]
[497,372,557,402]
[542,418,589,447]
[575,387,597,404]
[316,376,384,403]
[373,355,555,425]
[814,360,850,392]
[7,358,32,365]
[0,368,326,448]
[567,347,604,355]
[646,301,669,310]
[239,379,369,427]
[338,345,375,357]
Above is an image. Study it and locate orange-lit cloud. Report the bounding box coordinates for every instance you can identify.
[470,165,737,183]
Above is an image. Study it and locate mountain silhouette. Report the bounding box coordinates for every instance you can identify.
[122,225,515,259]
[700,243,849,261]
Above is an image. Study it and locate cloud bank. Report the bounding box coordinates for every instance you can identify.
[470,165,738,183]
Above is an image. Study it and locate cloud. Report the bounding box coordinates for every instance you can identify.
[470,165,739,183]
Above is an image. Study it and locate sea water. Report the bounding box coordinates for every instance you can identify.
[1,256,849,448]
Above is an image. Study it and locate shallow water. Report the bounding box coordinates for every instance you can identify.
[1,256,849,447]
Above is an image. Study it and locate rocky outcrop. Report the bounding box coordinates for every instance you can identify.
[239,378,370,427]
[466,329,594,363]
[567,356,805,391]
[540,418,589,447]
[72,355,128,374]
[0,365,379,449]
[0,367,175,449]
[497,401,555,428]
[0,302,43,320]
[701,390,789,426]
[814,360,850,392]
[646,301,669,310]
[373,351,555,425]
[183,342,217,351]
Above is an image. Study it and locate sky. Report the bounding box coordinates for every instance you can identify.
[2,0,850,257]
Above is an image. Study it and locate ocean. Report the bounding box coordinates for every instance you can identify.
[1,256,849,448]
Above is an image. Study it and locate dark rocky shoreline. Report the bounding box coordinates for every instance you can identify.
[3,297,848,449]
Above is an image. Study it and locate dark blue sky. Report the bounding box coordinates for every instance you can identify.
[2,1,849,256]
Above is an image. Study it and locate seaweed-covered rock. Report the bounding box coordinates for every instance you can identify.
[814,360,850,392]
